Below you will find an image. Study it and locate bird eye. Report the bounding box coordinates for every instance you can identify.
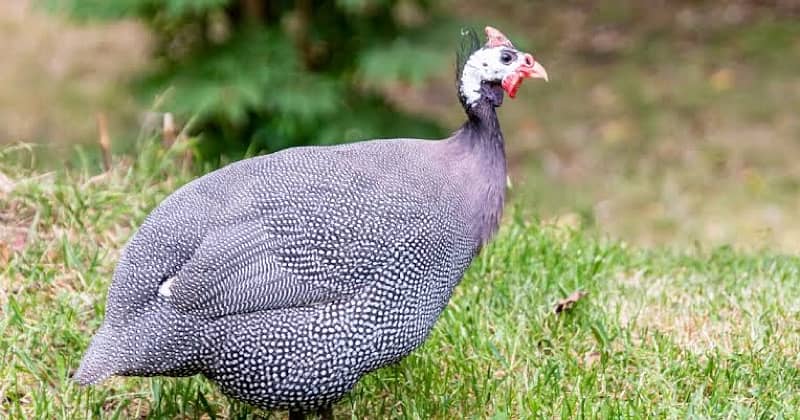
[500,51,516,65]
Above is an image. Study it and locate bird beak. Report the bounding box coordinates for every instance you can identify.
[501,53,549,98]
[527,60,549,82]
[517,53,548,82]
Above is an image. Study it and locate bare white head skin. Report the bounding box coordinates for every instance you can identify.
[459,26,549,107]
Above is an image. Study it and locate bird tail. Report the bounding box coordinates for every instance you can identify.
[73,323,119,385]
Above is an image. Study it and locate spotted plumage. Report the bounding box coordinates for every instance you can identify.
[74,26,548,418]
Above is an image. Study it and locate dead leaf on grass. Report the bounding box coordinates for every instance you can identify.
[0,242,9,265]
[581,350,602,368]
[554,290,587,314]
[0,227,28,258]
[0,170,15,195]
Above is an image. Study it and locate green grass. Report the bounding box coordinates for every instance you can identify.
[2,142,800,419]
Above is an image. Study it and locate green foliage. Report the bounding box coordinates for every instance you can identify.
[44,0,454,160]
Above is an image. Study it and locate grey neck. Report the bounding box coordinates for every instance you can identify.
[455,82,507,247]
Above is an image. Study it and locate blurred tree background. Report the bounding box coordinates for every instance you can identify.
[1,0,800,251]
[42,0,458,161]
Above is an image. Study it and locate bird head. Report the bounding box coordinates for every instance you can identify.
[457,26,548,107]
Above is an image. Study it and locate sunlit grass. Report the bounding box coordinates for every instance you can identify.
[2,141,800,419]
[3,3,800,417]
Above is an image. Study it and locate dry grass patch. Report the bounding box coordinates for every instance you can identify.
[608,269,800,356]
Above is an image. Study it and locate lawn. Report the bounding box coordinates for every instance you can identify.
[2,142,800,419]
[2,2,800,418]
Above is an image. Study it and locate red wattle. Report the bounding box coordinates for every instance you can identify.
[502,72,523,98]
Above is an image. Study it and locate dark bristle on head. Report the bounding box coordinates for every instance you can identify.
[456,28,481,82]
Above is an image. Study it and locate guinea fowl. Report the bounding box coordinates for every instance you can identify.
[74,26,548,418]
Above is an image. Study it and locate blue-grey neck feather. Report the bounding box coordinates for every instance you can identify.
[450,81,507,247]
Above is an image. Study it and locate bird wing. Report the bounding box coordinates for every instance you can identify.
[167,219,337,316]
[148,144,443,317]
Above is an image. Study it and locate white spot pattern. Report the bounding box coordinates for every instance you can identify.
[75,136,506,412]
